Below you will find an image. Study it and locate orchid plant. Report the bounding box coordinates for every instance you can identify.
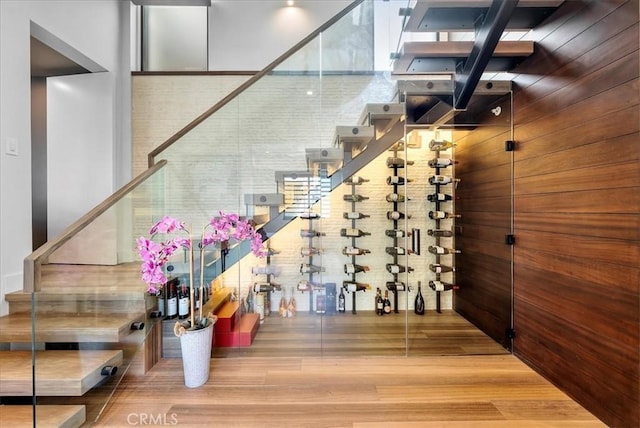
[137,212,266,330]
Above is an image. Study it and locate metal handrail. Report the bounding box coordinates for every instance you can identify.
[23,160,168,292]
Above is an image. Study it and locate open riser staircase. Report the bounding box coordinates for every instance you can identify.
[0,1,565,426]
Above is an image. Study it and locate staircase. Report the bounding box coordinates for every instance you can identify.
[0,263,150,427]
[2,1,567,426]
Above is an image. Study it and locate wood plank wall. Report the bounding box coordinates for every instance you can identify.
[453,104,514,351]
[509,1,639,427]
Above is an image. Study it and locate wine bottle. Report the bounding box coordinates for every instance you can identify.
[300,247,321,256]
[338,287,346,312]
[340,228,371,237]
[343,212,370,219]
[300,263,324,274]
[386,176,414,185]
[386,264,413,274]
[375,288,384,316]
[278,289,288,318]
[246,288,254,313]
[342,281,369,292]
[344,263,370,274]
[300,229,325,238]
[253,282,275,293]
[428,211,461,220]
[427,193,455,202]
[427,228,454,237]
[315,294,326,314]
[297,280,312,291]
[428,175,461,185]
[157,289,166,319]
[178,284,189,320]
[387,211,411,220]
[385,246,412,256]
[166,281,178,319]
[429,139,456,150]
[342,246,371,256]
[383,290,392,314]
[429,263,456,273]
[343,194,369,202]
[428,245,461,255]
[300,212,321,219]
[429,280,460,291]
[385,193,411,202]
[386,281,406,291]
[252,266,281,276]
[344,176,369,185]
[386,157,415,168]
[428,158,458,168]
[414,282,425,315]
[287,288,296,317]
[385,229,411,238]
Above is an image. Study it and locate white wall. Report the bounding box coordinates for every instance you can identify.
[0,0,131,315]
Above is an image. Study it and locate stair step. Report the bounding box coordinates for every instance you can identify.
[215,313,260,347]
[334,125,374,161]
[0,404,86,428]
[404,0,564,32]
[0,312,145,343]
[305,148,343,176]
[214,301,241,333]
[394,40,534,75]
[0,350,123,396]
[6,289,148,314]
[358,103,405,138]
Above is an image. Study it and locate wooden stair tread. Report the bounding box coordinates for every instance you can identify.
[0,312,145,343]
[394,41,534,75]
[215,301,240,319]
[236,313,260,332]
[0,404,85,428]
[0,350,123,396]
[6,289,146,302]
[400,40,534,57]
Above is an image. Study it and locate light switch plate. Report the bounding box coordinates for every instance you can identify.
[6,137,18,156]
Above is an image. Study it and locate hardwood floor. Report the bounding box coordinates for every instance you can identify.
[95,311,604,427]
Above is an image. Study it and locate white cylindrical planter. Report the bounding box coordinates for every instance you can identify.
[177,318,215,388]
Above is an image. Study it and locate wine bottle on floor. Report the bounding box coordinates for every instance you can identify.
[383,290,392,314]
[287,287,296,317]
[414,282,425,315]
[338,287,346,313]
[376,288,384,316]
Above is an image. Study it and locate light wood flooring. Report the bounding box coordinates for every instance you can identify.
[95,310,604,427]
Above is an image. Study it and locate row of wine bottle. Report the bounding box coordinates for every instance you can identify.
[157,280,204,321]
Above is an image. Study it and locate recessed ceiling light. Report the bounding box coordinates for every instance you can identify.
[287,0,294,6]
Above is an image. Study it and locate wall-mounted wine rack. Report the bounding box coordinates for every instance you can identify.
[299,212,325,313]
[427,139,461,313]
[340,175,371,314]
[384,142,417,314]
[251,244,280,323]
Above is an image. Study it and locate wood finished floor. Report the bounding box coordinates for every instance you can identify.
[95,311,604,427]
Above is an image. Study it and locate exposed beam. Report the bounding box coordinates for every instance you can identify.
[453,0,519,110]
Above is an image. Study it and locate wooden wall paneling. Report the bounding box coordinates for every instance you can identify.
[515,212,640,241]
[514,133,639,179]
[453,120,513,352]
[512,0,629,85]
[508,1,639,426]
[514,105,639,161]
[514,300,638,426]
[515,229,638,268]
